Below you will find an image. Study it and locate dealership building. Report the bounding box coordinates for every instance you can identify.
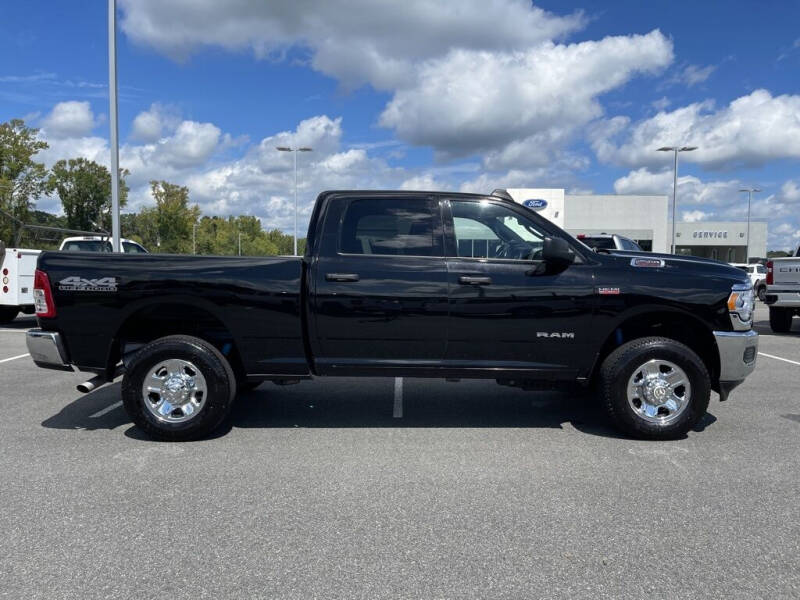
[505,188,767,261]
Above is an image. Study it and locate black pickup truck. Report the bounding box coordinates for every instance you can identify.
[26,190,758,441]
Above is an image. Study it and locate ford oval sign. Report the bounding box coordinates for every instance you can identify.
[523,199,548,210]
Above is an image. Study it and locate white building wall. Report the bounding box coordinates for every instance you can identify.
[674,221,767,261]
[505,188,566,228]
[564,195,669,253]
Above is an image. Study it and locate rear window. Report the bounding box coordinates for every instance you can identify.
[123,242,147,254]
[63,241,112,252]
[581,237,615,250]
[339,198,441,256]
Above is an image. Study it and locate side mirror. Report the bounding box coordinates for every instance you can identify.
[542,236,574,270]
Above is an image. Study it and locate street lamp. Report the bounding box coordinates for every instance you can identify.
[657,145,697,254]
[739,187,760,263]
[276,146,313,256]
[192,223,198,255]
[108,0,121,252]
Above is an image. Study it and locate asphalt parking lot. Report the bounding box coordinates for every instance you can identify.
[1,306,798,599]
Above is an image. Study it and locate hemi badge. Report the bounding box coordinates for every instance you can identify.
[598,287,620,295]
[631,257,665,268]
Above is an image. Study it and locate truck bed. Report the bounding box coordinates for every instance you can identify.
[37,252,307,376]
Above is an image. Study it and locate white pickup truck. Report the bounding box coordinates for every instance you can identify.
[0,241,40,323]
[765,245,800,332]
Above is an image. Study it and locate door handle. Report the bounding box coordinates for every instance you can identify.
[325,273,360,282]
[458,275,492,285]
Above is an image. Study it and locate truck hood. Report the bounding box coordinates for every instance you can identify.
[600,249,750,284]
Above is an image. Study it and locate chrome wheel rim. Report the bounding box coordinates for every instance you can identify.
[142,359,207,423]
[627,359,691,425]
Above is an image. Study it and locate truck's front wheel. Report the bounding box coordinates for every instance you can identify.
[121,335,237,441]
[769,307,793,333]
[599,337,710,440]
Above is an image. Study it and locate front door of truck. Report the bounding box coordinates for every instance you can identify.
[443,198,595,379]
[311,195,449,375]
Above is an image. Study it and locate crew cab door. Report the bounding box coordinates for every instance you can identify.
[310,195,448,375]
[443,197,595,379]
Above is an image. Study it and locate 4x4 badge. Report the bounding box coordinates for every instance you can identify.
[58,276,118,292]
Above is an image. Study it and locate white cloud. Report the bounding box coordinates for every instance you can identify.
[592,90,800,170]
[682,209,710,222]
[40,101,97,138]
[780,180,800,202]
[38,136,109,169]
[119,0,585,89]
[679,64,715,87]
[117,2,677,169]
[379,30,672,159]
[130,103,181,142]
[399,174,447,191]
[651,96,671,111]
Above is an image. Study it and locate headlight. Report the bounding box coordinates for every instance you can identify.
[727,283,754,330]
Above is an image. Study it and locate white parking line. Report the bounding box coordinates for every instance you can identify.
[759,352,800,367]
[90,401,123,418]
[393,377,403,418]
[0,329,30,333]
[0,353,30,364]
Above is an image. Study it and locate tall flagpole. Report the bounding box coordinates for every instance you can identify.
[108,0,121,252]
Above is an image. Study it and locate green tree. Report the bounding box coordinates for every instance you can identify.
[47,158,129,232]
[264,228,305,255]
[0,119,49,244]
[147,180,200,253]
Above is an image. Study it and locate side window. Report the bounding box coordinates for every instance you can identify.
[339,198,441,256]
[123,242,147,254]
[756,265,766,274]
[451,200,545,260]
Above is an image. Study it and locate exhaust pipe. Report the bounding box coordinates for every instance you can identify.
[77,366,124,394]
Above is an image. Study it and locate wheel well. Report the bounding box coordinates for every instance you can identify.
[109,304,245,379]
[593,312,719,382]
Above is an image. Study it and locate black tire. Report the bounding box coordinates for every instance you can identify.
[0,306,19,324]
[599,336,710,440]
[769,307,793,333]
[757,285,766,302]
[121,335,237,441]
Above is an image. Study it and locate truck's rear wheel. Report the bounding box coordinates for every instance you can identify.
[0,306,19,324]
[757,285,766,302]
[121,335,236,441]
[599,337,710,440]
[769,307,793,333]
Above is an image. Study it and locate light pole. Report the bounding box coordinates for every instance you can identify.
[238,232,242,256]
[108,0,121,252]
[276,146,313,255]
[192,223,197,255]
[739,187,760,263]
[657,146,697,254]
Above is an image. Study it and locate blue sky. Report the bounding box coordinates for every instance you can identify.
[1,0,799,249]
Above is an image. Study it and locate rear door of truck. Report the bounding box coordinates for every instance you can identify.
[309,194,448,375]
